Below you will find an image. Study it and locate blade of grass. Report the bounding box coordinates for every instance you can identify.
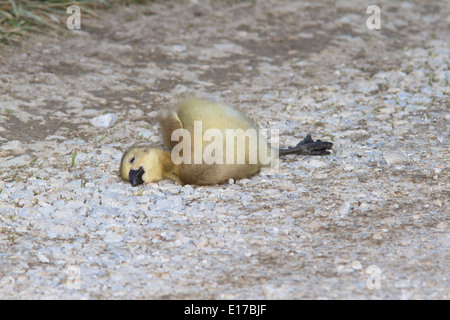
[19,7,60,30]
[8,0,18,18]
[71,150,77,168]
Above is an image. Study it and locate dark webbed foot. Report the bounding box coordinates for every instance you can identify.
[279,134,333,156]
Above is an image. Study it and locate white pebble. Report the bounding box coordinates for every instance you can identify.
[338,202,351,216]
[91,114,118,128]
[104,233,123,243]
[302,159,328,168]
[383,151,409,166]
[351,261,362,270]
[37,252,50,263]
[1,140,23,152]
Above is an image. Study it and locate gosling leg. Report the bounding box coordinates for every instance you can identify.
[279,134,333,156]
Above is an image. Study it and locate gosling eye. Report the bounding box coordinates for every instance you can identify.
[130,157,136,164]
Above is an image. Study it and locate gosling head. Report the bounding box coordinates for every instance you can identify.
[120,147,167,187]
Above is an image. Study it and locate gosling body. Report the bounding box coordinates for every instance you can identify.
[120,98,332,186]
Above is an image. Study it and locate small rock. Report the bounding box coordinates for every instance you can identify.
[241,194,254,206]
[155,197,183,211]
[351,260,362,270]
[47,225,76,239]
[337,202,351,216]
[171,44,187,53]
[37,252,50,263]
[437,135,446,144]
[336,264,354,274]
[45,135,67,141]
[262,283,291,299]
[1,155,32,168]
[373,232,383,240]
[196,238,209,248]
[394,278,411,289]
[104,233,123,243]
[436,222,446,229]
[1,140,23,153]
[303,159,328,168]
[135,128,152,139]
[433,199,443,207]
[91,114,118,128]
[383,151,409,166]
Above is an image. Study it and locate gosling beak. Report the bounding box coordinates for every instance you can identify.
[129,167,145,187]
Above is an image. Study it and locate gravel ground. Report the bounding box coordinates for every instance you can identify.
[0,0,448,299]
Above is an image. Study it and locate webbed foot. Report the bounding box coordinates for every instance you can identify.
[279,134,333,156]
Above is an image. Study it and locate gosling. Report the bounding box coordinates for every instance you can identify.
[120,98,332,186]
